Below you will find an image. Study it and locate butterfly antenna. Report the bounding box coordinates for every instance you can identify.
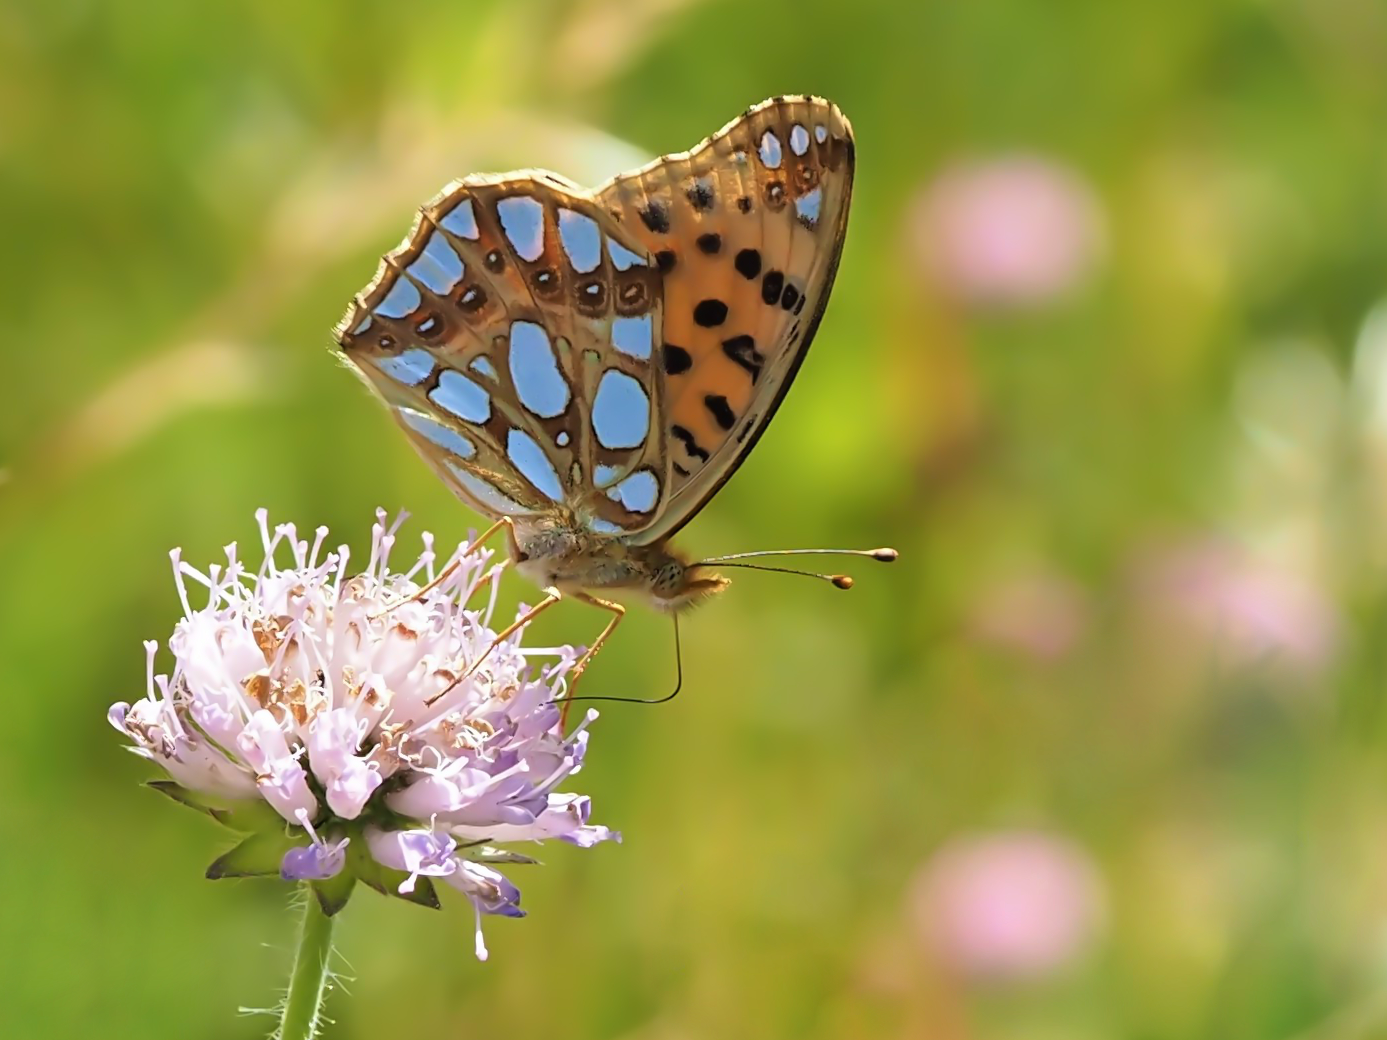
[695,546,898,590]
[560,615,684,709]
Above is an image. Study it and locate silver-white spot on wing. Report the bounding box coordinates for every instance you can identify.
[591,369,650,450]
[508,321,570,419]
[496,196,546,262]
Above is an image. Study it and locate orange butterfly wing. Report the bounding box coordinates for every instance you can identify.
[593,95,855,544]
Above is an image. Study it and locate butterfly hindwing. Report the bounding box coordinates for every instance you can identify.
[594,95,855,544]
[335,176,672,532]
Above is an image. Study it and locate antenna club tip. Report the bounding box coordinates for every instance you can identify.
[872,548,899,563]
[831,574,855,590]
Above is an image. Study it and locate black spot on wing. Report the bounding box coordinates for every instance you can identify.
[639,201,670,234]
[761,270,784,305]
[663,343,692,374]
[734,248,761,280]
[704,394,736,431]
[694,299,728,327]
[686,181,715,211]
[721,334,764,383]
[672,424,710,462]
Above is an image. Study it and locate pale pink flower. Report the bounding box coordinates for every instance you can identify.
[909,156,1104,306]
[109,509,617,960]
[909,830,1105,982]
[1135,539,1337,674]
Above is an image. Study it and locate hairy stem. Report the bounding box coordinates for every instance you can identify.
[277,889,337,1040]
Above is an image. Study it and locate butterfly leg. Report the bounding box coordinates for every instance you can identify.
[372,516,518,620]
[559,593,626,727]
[424,585,564,709]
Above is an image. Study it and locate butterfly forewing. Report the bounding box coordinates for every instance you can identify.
[335,95,852,550]
[594,95,854,544]
[335,176,672,533]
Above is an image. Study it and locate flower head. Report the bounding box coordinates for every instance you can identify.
[1134,538,1337,675]
[909,830,1105,983]
[110,509,618,960]
[909,155,1105,307]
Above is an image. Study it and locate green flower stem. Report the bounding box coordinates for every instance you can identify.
[278,889,337,1040]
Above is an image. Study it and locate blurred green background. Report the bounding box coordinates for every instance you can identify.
[5,0,1387,1037]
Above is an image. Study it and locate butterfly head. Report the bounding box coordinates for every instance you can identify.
[648,555,731,613]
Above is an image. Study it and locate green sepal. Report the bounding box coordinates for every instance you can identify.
[212,797,286,836]
[145,780,233,826]
[145,780,285,835]
[348,838,440,909]
[399,876,440,910]
[206,831,295,879]
[311,871,357,916]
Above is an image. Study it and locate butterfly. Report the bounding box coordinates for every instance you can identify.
[333,95,894,701]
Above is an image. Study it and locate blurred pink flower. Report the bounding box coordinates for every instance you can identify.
[909,831,1105,982]
[1136,540,1337,673]
[909,156,1104,306]
[967,570,1089,661]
